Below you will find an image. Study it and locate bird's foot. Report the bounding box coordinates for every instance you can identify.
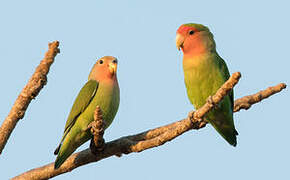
[188,111,207,129]
[188,110,202,122]
[188,111,195,119]
[206,96,218,109]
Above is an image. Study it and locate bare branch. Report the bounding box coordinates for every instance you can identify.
[89,106,105,154]
[12,72,287,180]
[234,83,287,112]
[0,41,60,155]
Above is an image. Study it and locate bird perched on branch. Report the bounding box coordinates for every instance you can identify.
[54,56,120,169]
[176,23,238,146]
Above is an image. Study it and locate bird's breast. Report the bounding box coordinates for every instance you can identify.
[183,55,221,109]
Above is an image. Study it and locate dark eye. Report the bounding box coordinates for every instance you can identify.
[112,59,118,64]
[189,30,195,35]
[99,60,103,64]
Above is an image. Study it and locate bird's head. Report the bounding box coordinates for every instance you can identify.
[176,23,215,55]
[89,56,118,81]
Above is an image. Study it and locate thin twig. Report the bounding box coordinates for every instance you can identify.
[234,83,286,112]
[0,41,60,155]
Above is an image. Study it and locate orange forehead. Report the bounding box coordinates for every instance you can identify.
[177,25,198,34]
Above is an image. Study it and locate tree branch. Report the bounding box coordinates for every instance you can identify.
[233,83,286,112]
[88,106,105,154]
[12,72,286,180]
[0,41,60,155]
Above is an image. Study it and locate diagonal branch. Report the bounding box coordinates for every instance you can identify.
[12,72,287,180]
[0,41,60,155]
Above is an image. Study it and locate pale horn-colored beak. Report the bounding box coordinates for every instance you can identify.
[176,33,185,51]
[108,62,117,75]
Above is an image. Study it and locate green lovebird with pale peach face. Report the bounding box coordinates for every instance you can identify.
[176,23,238,146]
[54,56,120,169]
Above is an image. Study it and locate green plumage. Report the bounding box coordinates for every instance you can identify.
[180,23,238,146]
[54,56,120,169]
[184,53,237,146]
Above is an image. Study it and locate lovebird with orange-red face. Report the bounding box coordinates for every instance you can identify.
[54,56,120,169]
[176,23,238,146]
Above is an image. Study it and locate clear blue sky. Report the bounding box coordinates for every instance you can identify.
[0,1,289,179]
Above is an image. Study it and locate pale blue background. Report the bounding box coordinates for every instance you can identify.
[0,1,289,179]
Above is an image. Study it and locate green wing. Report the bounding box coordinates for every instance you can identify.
[216,54,238,139]
[217,54,234,110]
[63,80,98,132]
[54,80,98,154]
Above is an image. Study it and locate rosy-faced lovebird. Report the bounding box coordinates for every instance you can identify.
[176,23,238,146]
[54,56,120,169]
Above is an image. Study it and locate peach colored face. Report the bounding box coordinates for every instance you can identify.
[176,25,206,54]
[89,56,118,81]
